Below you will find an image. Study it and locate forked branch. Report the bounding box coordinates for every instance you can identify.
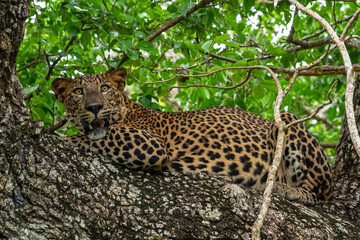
[289,0,360,158]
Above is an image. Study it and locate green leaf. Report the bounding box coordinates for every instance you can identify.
[242,49,258,58]
[127,49,140,60]
[74,6,88,12]
[68,25,80,36]
[136,41,156,53]
[293,14,300,31]
[80,31,92,49]
[252,86,265,101]
[214,34,230,42]
[24,84,39,95]
[110,30,119,40]
[244,0,255,14]
[220,41,239,48]
[261,80,277,93]
[201,40,213,52]
[120,39,132,52]
[179,1,194,16]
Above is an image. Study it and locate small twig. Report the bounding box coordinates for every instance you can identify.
[146,0,215,42]
[320,142,338,148]
[163,66,279,80]
[17,60,44,72]
[48,119,68,133]
[332,0,337,31]
[176,64,208,74]
[151,50,168,71]
[285,12,359,53]
[115,0,216,69]
[258,0,284,3]
[81,27,98,31]
[129,74,178,85]
[284,42,335,97]
[142,55,216,73]
[169,71,253,90]
[289,0,360,158]
[285,35,359,52]
[102,0,109,11]
[45,35,78,80]
[109,0,118,13]
[286,36,332,52]
[340,8,360,40]
[201,51,274,63]
[286,80,337,129]
[301,15,353,41]
[302,104,337,130]
[188,17,222,35]
[17,9,43,73]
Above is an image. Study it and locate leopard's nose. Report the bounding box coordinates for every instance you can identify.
[86,103,103,115]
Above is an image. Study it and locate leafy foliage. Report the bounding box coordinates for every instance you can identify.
[17,0,360,160]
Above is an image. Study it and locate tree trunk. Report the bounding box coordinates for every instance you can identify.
[333,74,360,226]
[1,1,360,239]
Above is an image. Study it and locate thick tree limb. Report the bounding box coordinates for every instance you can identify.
[285,38,359,52]
[1,134,360,239]
[274,63,360,78]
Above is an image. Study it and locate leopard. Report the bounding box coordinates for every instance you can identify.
[51,68,334,205]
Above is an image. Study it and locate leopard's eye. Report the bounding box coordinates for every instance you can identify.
[101,85,110,92]
[73,88,83,95]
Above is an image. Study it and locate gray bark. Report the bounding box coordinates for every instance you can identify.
[1,1,360,239]
[333,74,360,226]
[1,137,360,239]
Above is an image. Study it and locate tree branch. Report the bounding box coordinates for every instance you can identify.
[285,10,360,53]
[302,104,337,130]
[115,0,216,69]
[286,80,337,129]
[169,70,253,90]
[143,63,360,82]
[300,15,353,41]
[320,142,338,148]
[274,63,360,78]
[17,60,44,72]
[340,8,360,39]
[45,35,77,80]
[290,0,360,159]
[201,51,274,63]
[47,119,68,134]
[252,66,285,240]
[17,9,43,73]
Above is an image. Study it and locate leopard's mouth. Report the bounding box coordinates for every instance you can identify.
[81,118,110,140]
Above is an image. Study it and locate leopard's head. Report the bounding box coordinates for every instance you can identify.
[51,68,127,140]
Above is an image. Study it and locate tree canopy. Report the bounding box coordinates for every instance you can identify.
[17,0,360,161]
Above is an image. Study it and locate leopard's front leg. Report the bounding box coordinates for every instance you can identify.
[63,125,170,170]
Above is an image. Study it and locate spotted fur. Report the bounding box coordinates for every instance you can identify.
[52,68,334,205]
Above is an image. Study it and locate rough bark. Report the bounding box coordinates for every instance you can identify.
[1,1,360,239]
[0,0,30,124]
[333,74,360,226]
[1,140,359,240]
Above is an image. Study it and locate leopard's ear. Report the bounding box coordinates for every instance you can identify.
[106,68,127,92]
[51,78,73,103]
